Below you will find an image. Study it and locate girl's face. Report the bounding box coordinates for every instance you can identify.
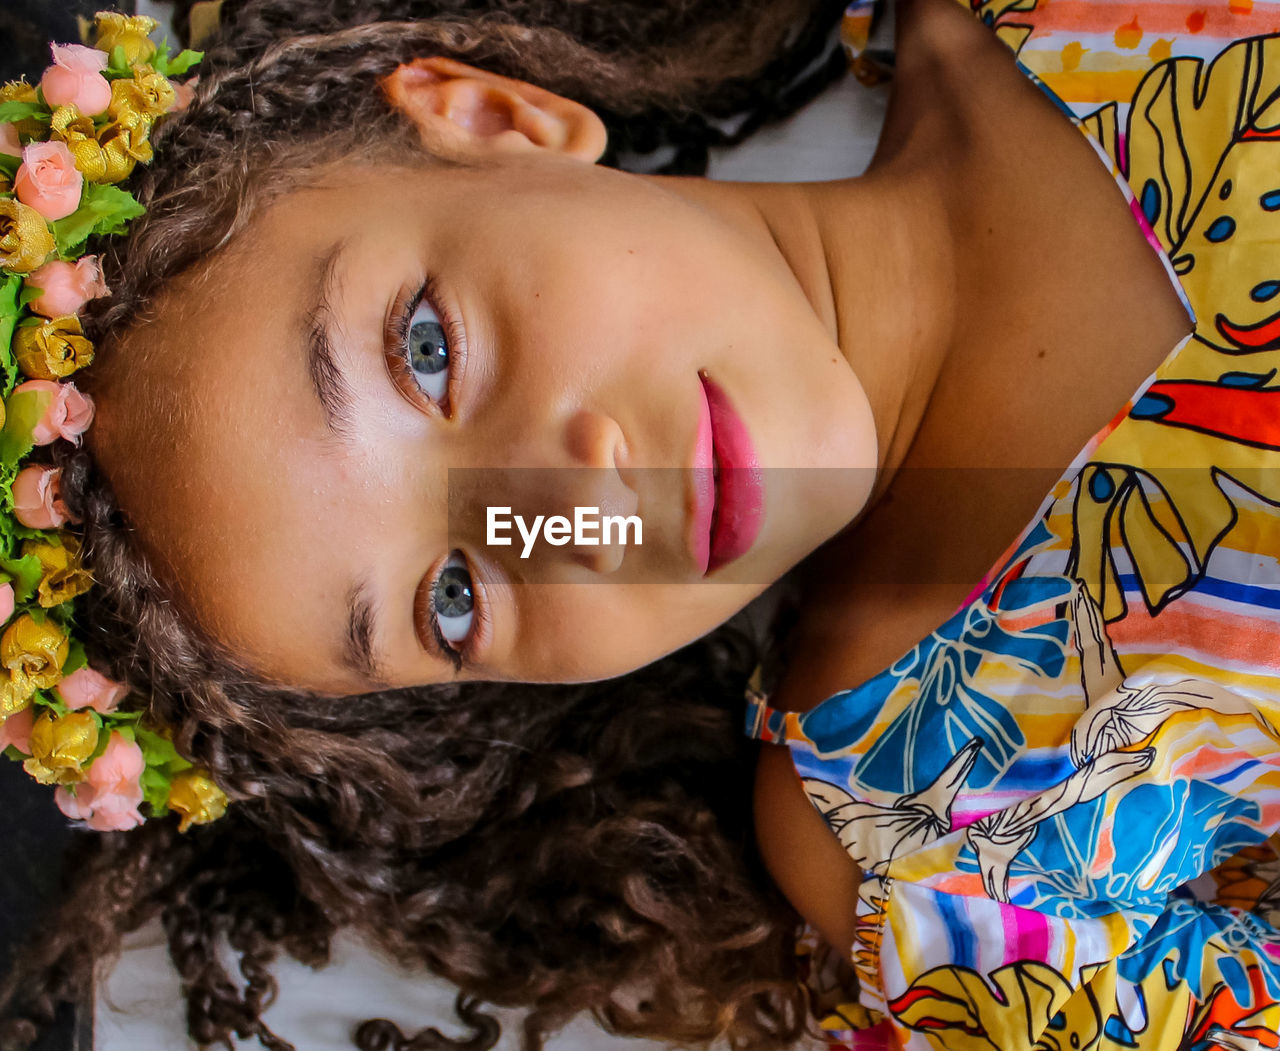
[91,87,878,694]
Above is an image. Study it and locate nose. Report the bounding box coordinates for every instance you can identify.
[561,410,637,572]
[450,410,640,575]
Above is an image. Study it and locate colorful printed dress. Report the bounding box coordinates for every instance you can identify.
[747,1,1280,1048]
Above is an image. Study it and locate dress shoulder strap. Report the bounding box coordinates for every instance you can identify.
[743,670,803,745]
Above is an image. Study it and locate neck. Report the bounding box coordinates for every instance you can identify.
[650,157,960,497]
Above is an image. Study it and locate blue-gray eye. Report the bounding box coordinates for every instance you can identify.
[432,554,473,645]
[406,299,449,401]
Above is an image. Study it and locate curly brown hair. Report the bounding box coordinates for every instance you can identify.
[0,2,848,1048]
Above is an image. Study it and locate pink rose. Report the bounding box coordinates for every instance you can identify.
[15,380,95,446]
[56,666,127,714]
[55,732,145,831]
[40,44,111,117]
[0,123,20,158]
[14,142,83,223]
[0,582,12,625]
[169,77,198,112]
[12,465,69,529]
[0,706,34,754]
[27,257,109,319]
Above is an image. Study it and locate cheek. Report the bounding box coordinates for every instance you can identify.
[516,581,757,682]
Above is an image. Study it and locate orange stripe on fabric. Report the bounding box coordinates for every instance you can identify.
[1006,0,1280,37]
[1106,600,1280,672]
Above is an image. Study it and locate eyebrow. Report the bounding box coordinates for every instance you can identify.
[342,580,389,686]
[304,242,384,685]
[304,241,358,440]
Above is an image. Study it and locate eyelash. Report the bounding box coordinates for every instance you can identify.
[389,278,482,669]
[415,555,490,671]
[390,274,467,414]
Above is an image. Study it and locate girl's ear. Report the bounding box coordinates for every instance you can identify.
[383,57,608,162]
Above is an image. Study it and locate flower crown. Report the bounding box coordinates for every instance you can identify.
[0,13,226,833]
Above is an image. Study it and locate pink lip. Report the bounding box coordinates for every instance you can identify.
[688,373,763,575]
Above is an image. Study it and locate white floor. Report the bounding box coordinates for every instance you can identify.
[99,5,888,1049]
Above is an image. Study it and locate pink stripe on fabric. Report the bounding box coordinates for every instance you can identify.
[1001,900,1051,965]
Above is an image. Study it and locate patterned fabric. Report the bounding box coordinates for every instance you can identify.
[749,1,1280,1047]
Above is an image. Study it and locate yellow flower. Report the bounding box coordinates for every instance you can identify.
[167,770,229,832]
[0,200,55,275]
[0,614,69,716]
[25,710,98,784]
[94,13,158,64]
[0,81,44,139]
[95,115,153,183]
[0,82,37,103]
[50,105,108,182]
[0,682,30,718]
[108,67,174,124]
[23,537,93,608]
[14,316,95,380]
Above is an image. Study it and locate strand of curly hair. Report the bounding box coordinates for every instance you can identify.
[0,3,847,1048]
[171,0,854,175]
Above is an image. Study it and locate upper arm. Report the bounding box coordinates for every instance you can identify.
[753,741,863,958]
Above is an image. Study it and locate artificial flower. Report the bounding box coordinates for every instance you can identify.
[0,123,20,158]
[55,731,145,830]
[94,13,159,65]
[167,770,229,832]
[0,705,34,754]
[94,117,151,183]
[14,379,95,444]
[26,710,98,783]
[25,257,109,320]
[24,536,92,607]
[40,44,112,117]
[0,583,12,625]
[0,199,55,275]
[0,81,45,140]
[109,67,175,125]
[13,141,84,222]
[169,77,197,113]
[56,666,126,714]
[49,106,109,183]
[13,315,94,379]
[12,466,69,530]
[0,614,69,715]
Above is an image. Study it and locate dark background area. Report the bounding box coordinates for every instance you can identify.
[0,764,92,1051]
[1,0,138,83]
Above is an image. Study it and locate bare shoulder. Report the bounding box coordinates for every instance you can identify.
[753,725,862,957]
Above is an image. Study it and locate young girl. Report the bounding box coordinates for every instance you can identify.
[2,0,1280,1049]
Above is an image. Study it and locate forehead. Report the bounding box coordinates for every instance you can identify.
[91,179,423,684]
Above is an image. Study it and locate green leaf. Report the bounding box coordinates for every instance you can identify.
[105,46,132,79]
[0,274,19,390]
[62,637,87,677]
[0,101,49,126]
[135,725,180,768]
[17,284,42,310]
[0,154,18,179]
[0,387,53,470]
[30,690,64,717]
[0,553,44,603]
[140,766,172,813]
[50,183,145,257]
[156,49,203,79]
